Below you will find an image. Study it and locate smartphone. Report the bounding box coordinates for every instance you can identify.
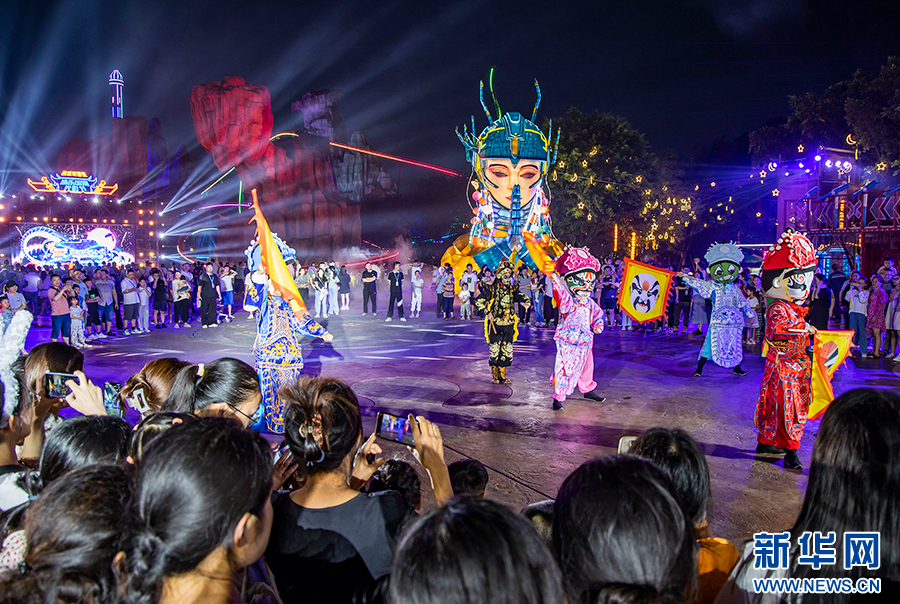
[103,382,123,418]
[617,436,637,455]
[375,411,415,446]
[45,372,77,398]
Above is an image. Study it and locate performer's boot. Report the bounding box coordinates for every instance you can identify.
[552,398,564,411]
[733,364,747,376]
[491,366,501,385]
[693,357,707,378]
[783,449,803,470]
[498,366,511,385]
[584,390,606,402]
[755,442,785,456]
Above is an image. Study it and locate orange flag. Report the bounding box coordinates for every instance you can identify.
[809,330,853,420]
[248,189,308,319]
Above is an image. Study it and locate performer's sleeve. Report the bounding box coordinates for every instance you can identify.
[767,303,795,340]
[297,315,328,339]
[551,274,574,315]
[243,275,265,312]
[590,300,605,332]
[474,288,489,312]
[682,276,714,299]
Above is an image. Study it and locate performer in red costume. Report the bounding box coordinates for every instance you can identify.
[754,229,818,469]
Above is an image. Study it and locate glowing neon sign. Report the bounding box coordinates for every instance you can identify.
[27,170,118,196]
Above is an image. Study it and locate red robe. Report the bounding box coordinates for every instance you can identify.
[755,300,811,450]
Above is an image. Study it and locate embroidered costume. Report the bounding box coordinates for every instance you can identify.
[683,243,754,376]
[549,247,605,411]
[244,192,331,433]
[474,260,530,384]
[754,229,817,469]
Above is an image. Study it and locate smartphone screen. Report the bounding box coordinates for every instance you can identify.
[103,382,123,418]
[45,372,77,398]
[618,436,637,455]
[375,411,415,446]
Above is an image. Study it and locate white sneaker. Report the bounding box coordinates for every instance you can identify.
[209,323,217,328]
[400,317,407,322]
[82,343,93,349]
[362,313,367,316]
[385,317,392,322]
[123,329,132,335]
[894,354,900,362]
[174,324,180,329]
[99,333,108,338]
[202,324,208,329]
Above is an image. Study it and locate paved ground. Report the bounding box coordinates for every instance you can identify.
[24,301,900,546]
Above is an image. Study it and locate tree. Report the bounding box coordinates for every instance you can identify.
[750,57,900,173]
[547,108,696,257]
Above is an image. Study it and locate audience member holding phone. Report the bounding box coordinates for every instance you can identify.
[266,377,452,604]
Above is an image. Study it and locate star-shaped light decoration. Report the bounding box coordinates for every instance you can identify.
[876,161,887,171]
[797,144,804,153]
[760,170,767,178]
[772,189,780,197]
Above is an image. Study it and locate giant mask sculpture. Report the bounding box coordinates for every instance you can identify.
[442,76,564,279]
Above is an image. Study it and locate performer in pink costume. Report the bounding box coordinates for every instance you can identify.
[549,247,606,410]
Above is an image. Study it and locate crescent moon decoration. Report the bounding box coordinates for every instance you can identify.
[846,133,858,146]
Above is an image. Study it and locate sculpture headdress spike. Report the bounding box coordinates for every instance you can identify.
[478,81,493,122]
[489,67,502,120]
[532,79,541,122]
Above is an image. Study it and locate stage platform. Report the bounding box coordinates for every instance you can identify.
[23,304,899,545]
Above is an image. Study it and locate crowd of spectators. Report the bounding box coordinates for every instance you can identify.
[0,306,897,603]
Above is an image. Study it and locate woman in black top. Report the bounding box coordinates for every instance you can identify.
[266,377,453,604]
[339,265,351,310]
[808,273,832,331]
[151,269,168,328]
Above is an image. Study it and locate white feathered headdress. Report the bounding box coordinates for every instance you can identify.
[1,311,32,426]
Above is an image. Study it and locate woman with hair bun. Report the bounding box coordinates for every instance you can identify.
[553,455,698,604]
[119,358,192,416]
[160,358,261,427]
[121,417,273,604]
[266,376,452,604]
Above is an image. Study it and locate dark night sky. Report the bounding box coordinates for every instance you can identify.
[2,0,899,181]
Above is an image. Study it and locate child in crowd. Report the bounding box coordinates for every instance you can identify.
[0,295,11,333]
[459,286,472,320]
[83,278,102,341]
[137,277,151,334]
[743,286,760,345]
[68,296,91,349]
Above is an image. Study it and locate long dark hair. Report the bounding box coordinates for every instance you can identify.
[553,455,698,604]
[0,465,133,604]
[161,358,260,415]
[390,497,566,604]
[784,389,900,602]
[1,415,130,535]
[281,377,362,477]
[122,418,273,604]
[629,427,710,526]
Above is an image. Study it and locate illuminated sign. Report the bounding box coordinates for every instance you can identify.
[27,170,118,196]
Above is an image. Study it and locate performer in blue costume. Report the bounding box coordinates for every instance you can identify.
[243,234,333,433]
[683,242,754,377]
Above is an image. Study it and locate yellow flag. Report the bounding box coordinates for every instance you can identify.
[809,330,853,420]
[248,189,308,319]
[617,258,676,324]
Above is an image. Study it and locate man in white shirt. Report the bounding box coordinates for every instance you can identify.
[120,269,140,335]
[23,265,41,313]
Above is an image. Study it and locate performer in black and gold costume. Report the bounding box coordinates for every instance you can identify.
[474,260,531,385]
